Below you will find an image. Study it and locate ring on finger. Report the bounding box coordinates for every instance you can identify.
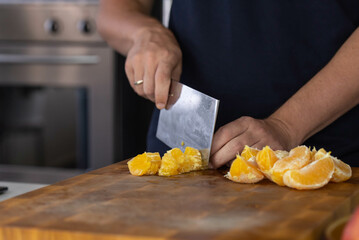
[134,80,144,86]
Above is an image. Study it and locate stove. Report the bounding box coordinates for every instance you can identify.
[0,0,102,43]
[0,0,117,183]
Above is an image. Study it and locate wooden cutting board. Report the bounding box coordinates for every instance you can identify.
[0,161,358,240]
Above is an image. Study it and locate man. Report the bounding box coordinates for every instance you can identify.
[97,0,359,167]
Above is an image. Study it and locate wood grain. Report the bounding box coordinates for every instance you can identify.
[0,161,358,240]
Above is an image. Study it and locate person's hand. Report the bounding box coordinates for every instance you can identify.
[210,116,298,169]
[125,26,182,109]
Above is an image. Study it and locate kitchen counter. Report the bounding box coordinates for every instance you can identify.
[0,181,47,202]
[0,161,358,240]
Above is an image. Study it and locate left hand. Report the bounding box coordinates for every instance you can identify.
[210,116,297,169]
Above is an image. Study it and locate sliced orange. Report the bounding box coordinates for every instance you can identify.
[256,146,279,178]
[241,145,259,161]
[331,157,352,182]
[225,155,264,183]
[314,148,328,160]
[270,146,311,186]
[275,150,289,159]
[283,154,335,190]
[247,156,259,168]
[310,147,317,162]
[313,148,352,182]
[183,147,203,172]
[127,152,161,176]
[241,145,260,169]
[158,148,182,176]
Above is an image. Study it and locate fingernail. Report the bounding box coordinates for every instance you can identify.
[157,103,165,109]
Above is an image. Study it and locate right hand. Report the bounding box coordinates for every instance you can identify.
[125,26,182,109]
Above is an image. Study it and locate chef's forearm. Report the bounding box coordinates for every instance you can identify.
[97,0,161,56]
[269,27,359,148]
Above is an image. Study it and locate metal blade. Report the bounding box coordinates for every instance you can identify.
[156,81,219,165]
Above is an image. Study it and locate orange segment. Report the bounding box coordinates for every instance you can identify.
[256,146,279,178]
[247,156,259,168]
[331,157,352,182]
[270,146,311,186]
[313,148,352,182]
[283,154,335,190]
[183,147,203,172]
[314,148,328,160]
[158,148,183,176]
[310,147,317,162]
[241,145,259,161]
[225,155,264,183]
[127,152,161,176]
[275,150,289,160]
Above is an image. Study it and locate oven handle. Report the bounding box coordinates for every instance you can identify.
[0,54,99,64]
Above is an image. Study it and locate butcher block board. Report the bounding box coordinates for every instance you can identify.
[0,161,358,240]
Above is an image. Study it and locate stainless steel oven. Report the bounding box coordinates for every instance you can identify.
[0,0,115,183]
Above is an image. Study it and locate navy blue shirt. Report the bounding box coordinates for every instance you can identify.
[147,0,359,166]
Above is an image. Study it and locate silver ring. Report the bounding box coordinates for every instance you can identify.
[134,80,144,86]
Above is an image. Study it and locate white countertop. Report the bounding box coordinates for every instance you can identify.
[0,181,47,202]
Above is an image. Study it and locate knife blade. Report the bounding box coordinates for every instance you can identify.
[156,81,219,165]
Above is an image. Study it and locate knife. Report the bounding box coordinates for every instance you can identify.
[156,81,219,166]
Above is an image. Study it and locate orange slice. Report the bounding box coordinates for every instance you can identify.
[183,147,203,172]
[310,147,317,162]
[283,154,335,190]
[270,146,311,186]
[275,150,289,159]
[241,145,259,161]
[241,145,261,169]
[225,155,264,183]
[127,152,161,176]
[256,146,279,178]
[313,148,352,182]
[331,157,352,182]
[314,148,328,160]
[158,148,183,176]
[247,156,259,168]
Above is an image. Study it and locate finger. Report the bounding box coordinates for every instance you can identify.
[210,131,259,169]
[210,120,248,156]
[154,62,172,109]
[143,59,157,102]
[210,136,244,169]
[171,60,182,82]
[252,141,283,151]
[132,59,145,98]
[125,60,135,88]
[251,141,266,152]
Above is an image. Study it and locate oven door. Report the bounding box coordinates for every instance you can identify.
[0,43,115,183]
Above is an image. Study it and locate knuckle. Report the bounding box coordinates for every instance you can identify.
[124,61,132,73]
[255,125,266,135]
[218,126,230,139]
[173,49,182,61]
[161,48,181,63]
[215,126,224,137]
[145,51,157,63]
[131,54,142,63]
[160,48,171,59]
[240,116,253,124]
[146,41,158,50]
